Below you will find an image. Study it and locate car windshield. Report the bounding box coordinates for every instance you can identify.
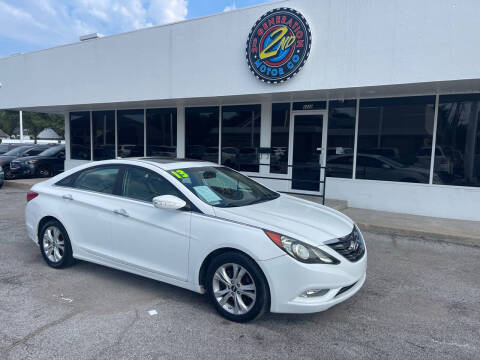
[3,146,32,156]
[169,166,279,208]
[39,146,63,157]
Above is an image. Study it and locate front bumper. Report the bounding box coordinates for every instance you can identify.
[259,248,367,314]
[10,163,34,177]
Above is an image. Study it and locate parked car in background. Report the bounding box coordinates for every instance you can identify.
[415,146,454,175]
[0,143,26,155]
[0,165,4,188]
[0,145,53,179]
[328,153,443,184]
[10,145,65,178]
[362,147,401,162]
[327,147,353,156]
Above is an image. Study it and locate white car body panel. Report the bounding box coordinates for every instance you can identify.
[26,158,367,313]
[104,194,191,281]
[213,195,354,246]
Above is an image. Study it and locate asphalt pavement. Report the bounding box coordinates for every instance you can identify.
[0,188,479,360]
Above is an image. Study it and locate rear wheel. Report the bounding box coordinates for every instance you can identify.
[206,252,269,322]
[39,220,74,268]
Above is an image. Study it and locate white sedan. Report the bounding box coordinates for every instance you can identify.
[25,158,367,322]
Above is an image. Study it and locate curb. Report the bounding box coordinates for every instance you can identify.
[356,222,480,248]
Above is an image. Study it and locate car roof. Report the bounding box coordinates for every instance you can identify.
[136,157,219,170]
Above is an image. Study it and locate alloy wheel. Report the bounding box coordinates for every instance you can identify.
[39,167,51,177]
[4,168,14,180]
[212,263,256,315]
[42,226,65,263]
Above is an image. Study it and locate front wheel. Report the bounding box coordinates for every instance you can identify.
[4,168,15,180]
[206,252,269,322]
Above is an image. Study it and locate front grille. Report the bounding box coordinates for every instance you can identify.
[335,282,357,297]
[326,227,365,262]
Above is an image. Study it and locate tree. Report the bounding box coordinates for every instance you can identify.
[0,110,19,136]
[0,110,64,142]
[22,112,64,143]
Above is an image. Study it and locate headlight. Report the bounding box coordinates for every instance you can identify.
[264,231,340,264]
[26,160,38,165]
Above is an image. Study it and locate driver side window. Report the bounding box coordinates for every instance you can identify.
[121,167,183,202]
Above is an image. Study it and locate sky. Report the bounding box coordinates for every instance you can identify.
[0,0,274,58]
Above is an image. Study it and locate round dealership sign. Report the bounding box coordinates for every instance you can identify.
[246,8,312,84]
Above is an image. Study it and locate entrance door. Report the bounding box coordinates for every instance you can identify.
[291,113,327,192]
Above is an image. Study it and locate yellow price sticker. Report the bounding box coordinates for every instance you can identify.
[171,170,189,178]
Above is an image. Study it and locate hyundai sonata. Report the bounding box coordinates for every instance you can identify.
[25,158,366,322]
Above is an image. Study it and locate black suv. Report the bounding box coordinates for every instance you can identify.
[10,145,65,178]
[0,145,53,179]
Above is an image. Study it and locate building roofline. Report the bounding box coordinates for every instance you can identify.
[0,0,285,61]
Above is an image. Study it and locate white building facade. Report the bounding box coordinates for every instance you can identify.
[1,0,479,220]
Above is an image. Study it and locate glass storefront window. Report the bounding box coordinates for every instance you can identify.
[221,105,261,172]
[270,103,290,174]
[326,100,356,179]
[434,94,480,187]
[117,109,144,158]
[70,112,91,160]
[146,108,177,158]
[92,111,115,161]
[357,96,435,183]
[185,107,219,162]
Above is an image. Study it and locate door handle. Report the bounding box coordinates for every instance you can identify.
[62,194,73,200]
[113,209,129,217]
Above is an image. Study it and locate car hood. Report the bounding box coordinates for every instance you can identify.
[0,156,16,165]
[11,155,45,163]
[213,194,354,246]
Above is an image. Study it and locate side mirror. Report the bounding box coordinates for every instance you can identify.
[152,195,187,210]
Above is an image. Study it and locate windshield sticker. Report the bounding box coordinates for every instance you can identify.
[193,186,222,204]
[171,170,190,178]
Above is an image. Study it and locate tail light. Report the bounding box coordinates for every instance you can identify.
[26,191,39,202]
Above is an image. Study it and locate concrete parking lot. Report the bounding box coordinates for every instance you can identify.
[0,187,479,360]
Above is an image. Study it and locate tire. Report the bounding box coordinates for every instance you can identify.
[39,220,74,268]
[206,251,269,322]
[4,167,14,180]
[37,166,52,178]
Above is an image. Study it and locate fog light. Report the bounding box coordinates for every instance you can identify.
[300,289,329,298]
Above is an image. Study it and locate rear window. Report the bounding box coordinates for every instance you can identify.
[73,167,120,194]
